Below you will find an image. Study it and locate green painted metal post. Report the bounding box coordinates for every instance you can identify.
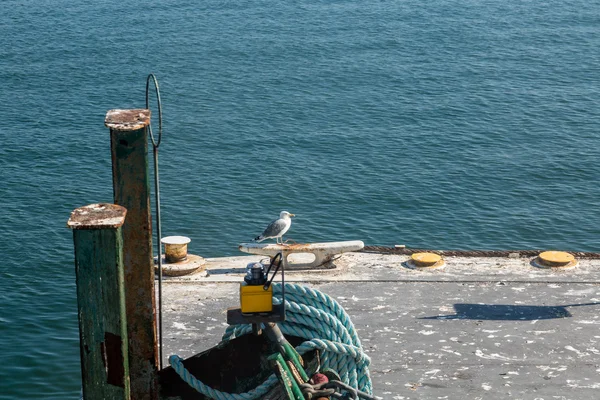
[105,109,159,400]
[68,203,130,400]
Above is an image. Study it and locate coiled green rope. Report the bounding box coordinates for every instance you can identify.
[169,282,374,399]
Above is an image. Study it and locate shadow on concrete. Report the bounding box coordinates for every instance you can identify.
[159,334,317,399]
[206,267,247,275]
[421,302,600,321]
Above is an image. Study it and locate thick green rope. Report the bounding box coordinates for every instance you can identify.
[169,282,374,399]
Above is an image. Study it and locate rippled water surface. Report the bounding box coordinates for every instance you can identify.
[1,0,599,398]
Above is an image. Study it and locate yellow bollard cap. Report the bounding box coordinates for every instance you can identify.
[537,251,576,268]
[411,252,444,268]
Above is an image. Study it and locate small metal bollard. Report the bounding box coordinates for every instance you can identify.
[155,236,205,277]
[161,236,191,263]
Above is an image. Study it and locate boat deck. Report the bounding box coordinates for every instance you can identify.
[162,251,600,399]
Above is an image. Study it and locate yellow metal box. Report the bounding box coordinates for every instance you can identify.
[240,282,273,313]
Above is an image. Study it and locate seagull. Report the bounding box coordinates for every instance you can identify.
[254,211,295,244]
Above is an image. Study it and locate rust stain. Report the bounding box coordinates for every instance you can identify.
[110,125,158,400]
[105,109,151,131]
[67,203,127,230]
[281,243,313,251]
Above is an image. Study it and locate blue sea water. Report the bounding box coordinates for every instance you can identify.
[1,0,599,397]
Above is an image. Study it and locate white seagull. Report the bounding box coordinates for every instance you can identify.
[254,211,295,244]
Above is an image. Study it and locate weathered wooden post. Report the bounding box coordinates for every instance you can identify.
[105,109,159,400]
[68,203,130,400]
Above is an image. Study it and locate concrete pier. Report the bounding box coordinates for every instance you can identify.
[161,251,600,399]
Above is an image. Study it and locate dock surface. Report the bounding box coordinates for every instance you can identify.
[162,252,600,399]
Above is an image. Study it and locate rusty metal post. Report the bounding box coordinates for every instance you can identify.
[105,109,158,400]
[68,203,130,400]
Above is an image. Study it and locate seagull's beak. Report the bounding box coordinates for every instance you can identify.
[290,213,296,217]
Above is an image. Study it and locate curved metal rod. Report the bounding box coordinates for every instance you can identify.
[146,73,163,148]
[146,73,164,369]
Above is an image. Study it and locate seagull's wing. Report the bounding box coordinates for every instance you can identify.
[261,218,288,238]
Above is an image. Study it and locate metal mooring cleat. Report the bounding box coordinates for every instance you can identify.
[239,240,364,270]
